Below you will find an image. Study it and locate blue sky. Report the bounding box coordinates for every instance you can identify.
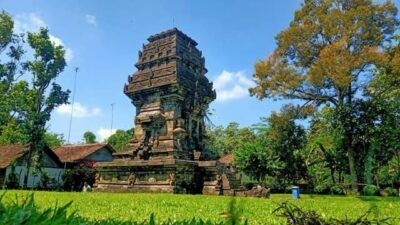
[2,0,307,143]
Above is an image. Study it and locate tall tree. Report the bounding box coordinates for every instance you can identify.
[363,40,400,187]
[250,0,399,191]
[0,11,28,144]
[22,28,70,187]
[83,131,97,144]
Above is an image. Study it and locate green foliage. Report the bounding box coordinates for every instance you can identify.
[35,170,57,190]
[205,123,255,158]
[0,11,28,145]
[62,163,96,191]
[83,131,97,144]
[107,129,133,152]
[234,140,282,183]
[305,106,349,192]
[0,193,248,225]
[250,0,400,191]
[4,163,19,189]
[2,191,400,225]
[273,202,391,225]
[330,184,346,196]
[44,132,65,149]
[0,193,81,225]
[24,27,70,168]
[362,185,379,196]
[0,10,70,188]
[234,104,307,188]
[0,11,14,49]
[380,187,398,197]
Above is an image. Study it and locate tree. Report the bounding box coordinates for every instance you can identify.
[234,105,306,188]
[83,131,97,144]
[363,40,400,187]
[107,129,134,152]
[205,122,256,157]
[250,0,399,191]
[0,11,28,144]
[234,139,283,183]
[22,28,70,187]
[306,106,348,192]
[44,132,65,149]
[264,105,307,186]
[204,125,225,158]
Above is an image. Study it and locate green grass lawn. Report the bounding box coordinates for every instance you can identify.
[0,190,399,224]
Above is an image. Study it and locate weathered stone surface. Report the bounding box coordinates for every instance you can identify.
[244,185,271,198]
[94,28,243,195]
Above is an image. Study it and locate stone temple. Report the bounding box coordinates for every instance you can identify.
[94,28,243,195]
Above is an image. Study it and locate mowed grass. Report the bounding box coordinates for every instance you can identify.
[0,190,399,224]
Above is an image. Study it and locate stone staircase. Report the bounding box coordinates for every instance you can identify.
[218,163,244,194]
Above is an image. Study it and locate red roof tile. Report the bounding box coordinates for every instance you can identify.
[219,154,233,164]
[0,145,28,169]
[53,143,115,163]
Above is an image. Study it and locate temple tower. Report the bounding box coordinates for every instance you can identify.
[121,28,215,161]
[95,28,242,195]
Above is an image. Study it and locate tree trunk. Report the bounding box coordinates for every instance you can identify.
[342,85,358,192]
[22,150,32,188]
[347,147,358,192]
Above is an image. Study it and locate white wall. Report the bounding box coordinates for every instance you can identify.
[5,166,64,188]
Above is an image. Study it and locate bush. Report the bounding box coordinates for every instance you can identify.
[380,187,398,197]
[62,162,96,191]
[273,201,391,224]
[243,182,255,190]
[362,185,379,196]
[4,163,19,189]
[35,170,57,190]
[330,184,346,195]
[313,183,330,194]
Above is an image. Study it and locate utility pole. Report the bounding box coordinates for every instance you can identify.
[67,67,79,144]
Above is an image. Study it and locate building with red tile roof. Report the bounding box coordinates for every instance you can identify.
[0,144,63,188]
[218,154,233,164]
[53,143,115,167]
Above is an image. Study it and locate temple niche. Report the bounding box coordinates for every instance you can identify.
[94,28,243,195]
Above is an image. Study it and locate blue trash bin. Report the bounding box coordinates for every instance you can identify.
[292,186,300,199]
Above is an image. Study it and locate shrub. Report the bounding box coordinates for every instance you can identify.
[362,185,379,196]
[380,187,398,197]
[35,170,58,190]
[243,182,255,190]
[62,162,96,191]
[330,183,346,195]
[273,201,391,224]
[313,183,331,194]
[4,163,19,189]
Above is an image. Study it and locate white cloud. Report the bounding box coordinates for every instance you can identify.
[56,102,101,118]
[97,128,116,141]
[14,13,46,33]
[85,14,97,26]
[48,35,74,62]
[13,13,74,62]
[213,70,255,102]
